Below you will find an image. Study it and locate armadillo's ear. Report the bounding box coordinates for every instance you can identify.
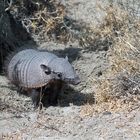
[40,64,51,75]
[65,56,68,61]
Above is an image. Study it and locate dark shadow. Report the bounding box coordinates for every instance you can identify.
[5,82,95,109]
[53,47,82,63]
[0,85,17,91]
[83,39,110,52]
[42,47,82,63]
[0,10,38,73]
[57,86,95,107]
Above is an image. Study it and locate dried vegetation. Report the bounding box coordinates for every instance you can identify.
[9,0,83,44]
[93,3,140,105]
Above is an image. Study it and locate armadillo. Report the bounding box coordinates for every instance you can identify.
[6,49,80,108]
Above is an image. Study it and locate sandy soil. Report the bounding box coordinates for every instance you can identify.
[0,0,140,140]
[1,42,140,140]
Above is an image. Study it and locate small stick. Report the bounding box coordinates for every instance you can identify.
[5,0,13,12]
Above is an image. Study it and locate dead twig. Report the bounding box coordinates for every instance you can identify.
[5,0,13,11]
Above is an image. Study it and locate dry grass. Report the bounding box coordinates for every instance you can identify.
[79,3,140,116]
[93,5,140,104]
[10,0,83,44]
[80,97,140,117]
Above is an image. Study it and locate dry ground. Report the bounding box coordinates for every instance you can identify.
[0,0,140,140]
[0,42,140,140]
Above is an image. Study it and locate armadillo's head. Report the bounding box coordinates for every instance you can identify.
[40,57,80,85]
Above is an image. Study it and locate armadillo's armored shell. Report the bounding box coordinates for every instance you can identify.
[8,49,57,88]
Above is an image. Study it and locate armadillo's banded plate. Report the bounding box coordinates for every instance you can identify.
[8,49,57,88]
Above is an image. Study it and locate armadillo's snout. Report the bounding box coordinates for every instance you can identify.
[64,75,81,85]
[73,76,81,85]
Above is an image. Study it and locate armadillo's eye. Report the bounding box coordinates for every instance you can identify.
[45,70,51,75]
[57,73,62,78]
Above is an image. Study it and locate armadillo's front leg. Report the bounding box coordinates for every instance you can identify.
[17,86,25,94]
[43,85,58,106]
[48,82,63,106]
[31,89,40,109]
[49,90,59,106]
